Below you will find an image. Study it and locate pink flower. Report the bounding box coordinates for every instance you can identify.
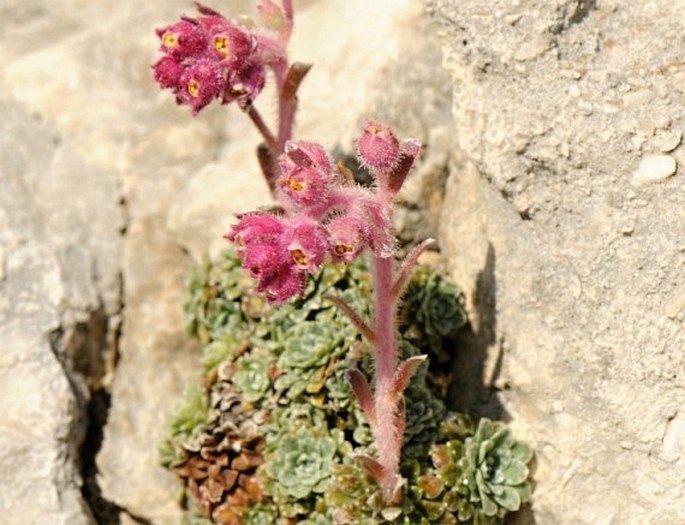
[226,213,310,305]
[156,20,207,60]
[277,165,328,208]
[327,216,368,264]
[179,59,225,114]
[225,213,284,254]
[205,21,256,68]
[222,61,266,107]
[152,56,184,89]
[277,141,334,208]
[357,121,401,173]
[280,141,333,175]
[153,6,275,115]
[242,241,284,280]
[285,218,329,273]
[258,264,307,305]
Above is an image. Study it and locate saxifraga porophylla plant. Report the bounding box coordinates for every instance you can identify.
[225,123,430,500]
[153,0,533,521]
[162,251,532,524]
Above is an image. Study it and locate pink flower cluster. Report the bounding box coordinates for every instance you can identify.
[225,122,420,304]
[153,3,284,114]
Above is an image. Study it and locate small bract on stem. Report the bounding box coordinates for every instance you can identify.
[153,0,429,504]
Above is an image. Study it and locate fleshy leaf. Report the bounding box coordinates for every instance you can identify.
[346,369,376,428]
[389,354,427,402]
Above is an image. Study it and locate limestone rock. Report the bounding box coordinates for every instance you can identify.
[632,154,677,185]
[428,0,685,523]
[0,95,122,523]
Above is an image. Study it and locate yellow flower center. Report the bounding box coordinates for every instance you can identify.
[188,79,200,97]
[334,244,353,255]
[290,249,308,267]
[214,36,232,59]
[287,178,303,191]
[163,32,177,48]
[369,126,380,134]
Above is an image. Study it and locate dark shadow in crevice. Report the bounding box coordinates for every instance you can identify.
[445,242,538,524]
[80,389,154,525]
[567,0,597,26]
[80,389,121,525]
[506,503,538,525]
[445,242,509,420]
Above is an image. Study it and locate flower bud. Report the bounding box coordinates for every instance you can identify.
[281,141,333,175]
[357,121,401,173]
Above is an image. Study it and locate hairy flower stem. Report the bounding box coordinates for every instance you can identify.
[371,253,402,501]
[274,62,297,153]
[283,0,294,31]
[246,105,277,152]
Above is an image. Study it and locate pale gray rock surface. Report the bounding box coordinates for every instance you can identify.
[427,0,685,523]
[0,80,122,525]
[3,0,682,524]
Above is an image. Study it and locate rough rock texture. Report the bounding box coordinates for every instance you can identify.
[0,69,123,525]
[4,0,682,523]
[427,1,685,523]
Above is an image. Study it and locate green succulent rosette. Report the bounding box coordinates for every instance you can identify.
[159,382,208,468]
[233,353,272,403]
[273,318,351,399]
[243,504,278,525]
[265,430,337,500]
[399,265,467,362]
[163,248,533,524]
[432,418,533,523]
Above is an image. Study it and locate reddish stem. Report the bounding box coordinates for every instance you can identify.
[274,61,298,153]
[282,0,294,37]
[246,105,277,152]
[371,253,402,501]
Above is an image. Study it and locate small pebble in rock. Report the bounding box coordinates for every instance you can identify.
[665,284,685,320]
[631,155,676,186]
[657,129,682,152]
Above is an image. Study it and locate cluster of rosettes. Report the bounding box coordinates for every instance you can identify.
[153,4,275,114]
[226,123,420,305]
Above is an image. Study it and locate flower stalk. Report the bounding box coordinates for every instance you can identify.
[221,122,427,500]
